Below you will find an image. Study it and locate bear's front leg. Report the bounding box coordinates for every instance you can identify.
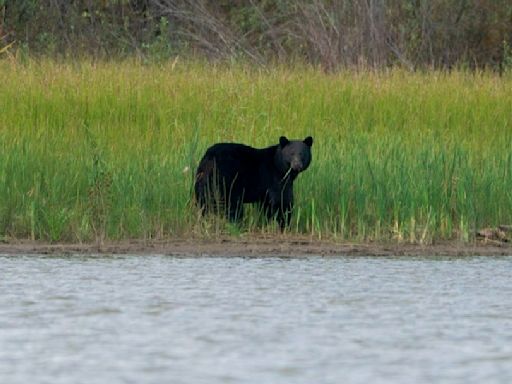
[266,187,293,231]
[227,200,244,223]
[279,184,294,230]
[276,204,293,230]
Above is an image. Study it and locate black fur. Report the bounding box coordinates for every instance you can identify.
[195,136,313,229]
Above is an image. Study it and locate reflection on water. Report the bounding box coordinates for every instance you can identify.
[1,255,511,384]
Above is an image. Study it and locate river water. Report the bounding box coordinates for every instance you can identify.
[1,255,511,384]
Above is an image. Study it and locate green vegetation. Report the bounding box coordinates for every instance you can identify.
[1,59,511,243]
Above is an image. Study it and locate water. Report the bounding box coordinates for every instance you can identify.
[1,255,511,384]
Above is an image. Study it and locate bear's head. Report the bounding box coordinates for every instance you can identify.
[276,136,313,176]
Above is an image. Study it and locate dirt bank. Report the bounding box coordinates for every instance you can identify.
[1,236,510,257]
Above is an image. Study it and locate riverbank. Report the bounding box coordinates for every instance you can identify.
[1,237,510,257]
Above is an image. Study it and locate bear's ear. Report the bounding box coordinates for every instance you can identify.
[304,136,313,147]
[279,136,290,147]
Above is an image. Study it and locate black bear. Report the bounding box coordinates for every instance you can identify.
[195,136,313,229]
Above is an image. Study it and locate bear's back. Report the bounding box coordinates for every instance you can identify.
[205,142,255,157]
[203,143,275,169]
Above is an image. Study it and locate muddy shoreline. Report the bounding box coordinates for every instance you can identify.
[1,236,511,257]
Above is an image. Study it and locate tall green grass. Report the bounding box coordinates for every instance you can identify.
[1,59,511,242]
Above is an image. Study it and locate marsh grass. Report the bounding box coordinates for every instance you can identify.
[1,59,511,243]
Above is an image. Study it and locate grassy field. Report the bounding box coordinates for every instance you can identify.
[1,59,511,243]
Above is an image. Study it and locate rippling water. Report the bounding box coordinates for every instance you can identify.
[1,255,511,384]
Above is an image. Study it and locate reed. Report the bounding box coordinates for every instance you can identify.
[1,59,511,242]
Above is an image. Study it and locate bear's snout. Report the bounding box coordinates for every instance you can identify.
[291,159,303,172]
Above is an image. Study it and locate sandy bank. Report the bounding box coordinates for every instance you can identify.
[1,236,511,257]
